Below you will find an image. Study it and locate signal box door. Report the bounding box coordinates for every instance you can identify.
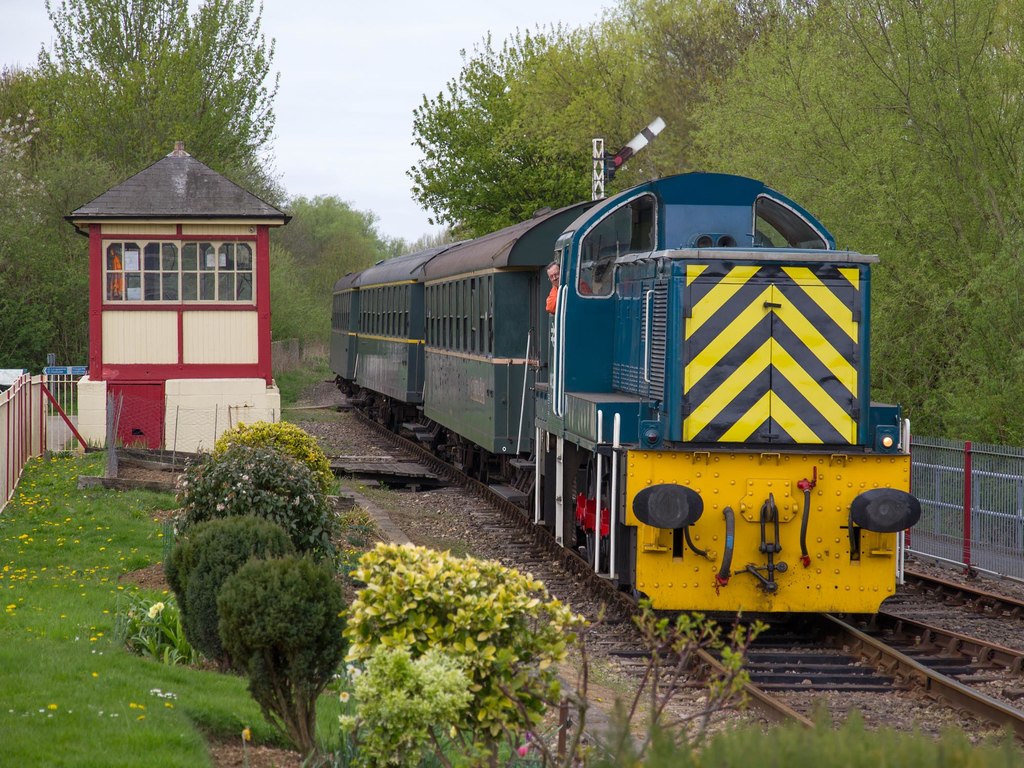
[682,263,859,445]
[109,383,165,449]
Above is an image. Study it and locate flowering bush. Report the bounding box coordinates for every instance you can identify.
[218,556,347,757]
[346,544,584,764]
[114,591,200,666]
[214,421,334,495]
[165,516,295,665]
[176,444,337,560]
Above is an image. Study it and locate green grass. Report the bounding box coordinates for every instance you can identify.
[275,355,332,409]
[0,452,344,766]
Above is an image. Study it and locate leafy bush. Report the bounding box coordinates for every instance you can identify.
[114,591,200,666]
[339,646,472,768]
[214,420,334,495]
[176,443,337,560]
[218,556,347,757]
[345,543,584,764]
[165,516,295,665]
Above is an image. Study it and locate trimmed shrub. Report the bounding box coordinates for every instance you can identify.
[214,420,334,495]
[345,543,584,762]
[176,443,337,560]
[165,516,295,664]
[218,556,347,757]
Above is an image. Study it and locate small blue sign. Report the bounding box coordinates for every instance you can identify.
[44,366,88,376]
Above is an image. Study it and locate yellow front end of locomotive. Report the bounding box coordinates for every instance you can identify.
[626,449,912,613]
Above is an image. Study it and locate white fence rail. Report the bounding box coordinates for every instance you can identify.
[1,374,45,513]
[0,370,86,514]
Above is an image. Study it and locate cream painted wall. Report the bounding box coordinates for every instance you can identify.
[182,312,259,364]
[76,377,108,448]
[164,378,280,453]
[75,376,280,452]
[102,312,178,364]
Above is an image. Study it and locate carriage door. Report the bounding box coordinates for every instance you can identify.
[682,263,860,445]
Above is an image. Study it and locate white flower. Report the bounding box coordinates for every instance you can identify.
[147,602,165,619]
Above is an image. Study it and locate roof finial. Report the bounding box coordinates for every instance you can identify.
[170,141,189,157]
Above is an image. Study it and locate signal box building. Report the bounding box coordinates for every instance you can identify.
[68,142,288,451]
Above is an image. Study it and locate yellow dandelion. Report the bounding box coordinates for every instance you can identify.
[242,727,252,742]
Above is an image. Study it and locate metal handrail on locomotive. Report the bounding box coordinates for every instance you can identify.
[331,172,921,615]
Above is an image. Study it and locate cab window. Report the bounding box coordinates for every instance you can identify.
[578,194,655,297]
[754,196,827,249]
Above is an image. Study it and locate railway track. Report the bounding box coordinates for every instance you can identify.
[902,567,1024,621]
[314,408,1024,743]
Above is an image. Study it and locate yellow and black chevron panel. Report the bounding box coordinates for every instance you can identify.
[683,262,861,445]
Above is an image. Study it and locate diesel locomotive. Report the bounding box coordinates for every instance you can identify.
[330,172,920,614]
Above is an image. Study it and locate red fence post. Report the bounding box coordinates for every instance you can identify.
[963,440,972,570]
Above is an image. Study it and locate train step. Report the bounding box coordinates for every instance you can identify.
[401,422,429,433]
[489,483,529,505]
[509,458,534,469]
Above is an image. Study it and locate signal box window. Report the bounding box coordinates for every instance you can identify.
[579,194,655,297]
[105,239,255,303]
[754,196,827,249]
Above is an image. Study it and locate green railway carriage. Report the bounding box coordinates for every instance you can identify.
[331,246,453,408]
[330,272,360,387]
[419,204,592,462]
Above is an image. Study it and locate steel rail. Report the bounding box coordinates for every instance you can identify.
[824,613,1024,740]
[695,648,815,728]
[903,567,1024,618]
[875,610,1024,674]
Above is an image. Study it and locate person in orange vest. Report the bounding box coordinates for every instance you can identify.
[108,245,124,299]
[545,261,559,314]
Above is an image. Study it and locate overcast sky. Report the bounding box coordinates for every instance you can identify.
[0,0,608,242]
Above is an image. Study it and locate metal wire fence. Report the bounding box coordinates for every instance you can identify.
[910,437,1024,580]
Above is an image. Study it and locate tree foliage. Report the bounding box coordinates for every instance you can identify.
[408,2,770,236]
[176,444,337,560]
[213,420,334,495]
[38,0,279,189]
[0,102,117,368]
[270,194,393,345]
[694,0,1024,440]
[165,515,295,665]
[409,30,591,237]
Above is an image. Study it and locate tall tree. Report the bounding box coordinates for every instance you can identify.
[409,30,591,237]
[408,1,772,235]
[37,0,279,190]
[695,0,1024,440]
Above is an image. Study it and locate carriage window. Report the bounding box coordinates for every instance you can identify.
[754,196,827,249]
[578,194,655,297]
